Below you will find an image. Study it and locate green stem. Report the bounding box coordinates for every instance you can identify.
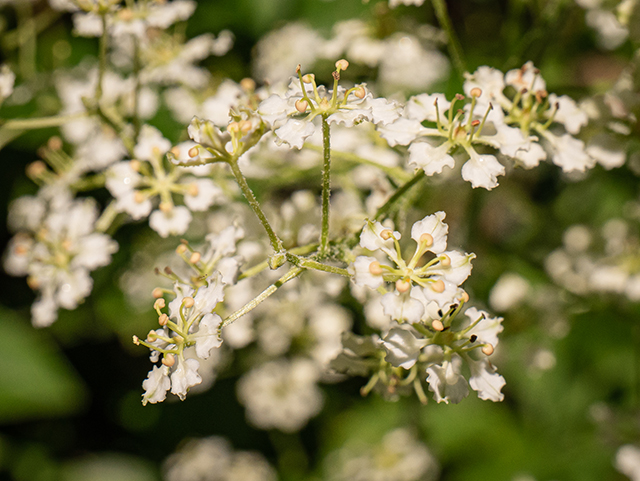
[375,170,425,221]
[16,1,36,79]
[320,115,331,257]
[227,158,283,253]
[431,0,466,79]
[285,253,350,276]
[95,200,119,233]
[1,112,87,130]
[220,267,303,329]
[95,13,108,103]
[239,244,318,280]
[132,35,142,139]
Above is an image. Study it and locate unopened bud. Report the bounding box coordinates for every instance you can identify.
[302,73,315,83]
[369,261,383,276]
[295,99,309,113]
[189,252,201,264]
[432,319,444,331]
[176,244,187,255]
[482,344,494,356]
[159,201,173,213]
[395,279,410,293]
[470,87,482,98]
[419,233,434,247]
[162,353,176,367]
[152,287,164,298]
[354,86,366,99]
[380,229,393,240]
[188,146,199,158]
[335,59,349,71]
[154,298,166,310]
[439,254,451,267]
[158,313,169,326]
[183,297,195,308]
[430,279,445,293]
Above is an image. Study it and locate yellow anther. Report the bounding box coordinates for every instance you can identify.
[152,146,161,156]
[335,59,349,71]
[380,229,393,240]
[189,252,201,264]
[158,313,169,326]
[482,344,495,356]
[239,120,252,133]
[130,159,141,171]
[439,254,451,267]
[183,297,195,308]
[152,287,164,298]
[354,86,366,99]
[188,146,199,158]
[26,161,46,177]
[228,122,240,134]
[47,136,63,151]
[154,298,166,310]
[162,353,176,367]
[118,8,133,20]
[470,87,482,98]
[170,146,181,157]
[240,78,256,91]
[132,335,140,345]
[188,183,199,197]
[396,279,411,293]
[430,279,445,293]
[159,201,173,213]
[302,73,315,83]
[460,291,470,303]
[26,276,40,289]
[431,319,444,331]
[369,261,383,276]
[175,244,187,255]
[147,330,157,341]
[419,233,434,247]
[295,99,309,113]
[134,191,146,204]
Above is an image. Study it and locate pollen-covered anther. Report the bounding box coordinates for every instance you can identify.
[183,297,195,309]
[187,183,199,196]
[432,319,444,331]
[175,244,187,255]
[158,313,169,326]
[439,254,451,267]
[396,279,411,293]
[302,73,315,83]
[419,233,434,247]
[470,87,482,98]
[354,86,366,99]
[335,59,349,71]
[430,279,445,293]
[369,260,383,276]
[482,343,495,356]
[154,298,166,310]
[188,146,199,158]
[159,201,173,213]
[162,353,175,367]
[152,287,164,298]
[134,191,146,204]
[460,291,470,303]
[132,335,140,345]
[189,252,201,264]
[295,99,309,113]
[380,229,393,240]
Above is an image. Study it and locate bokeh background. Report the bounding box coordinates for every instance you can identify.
[1,0,640,480]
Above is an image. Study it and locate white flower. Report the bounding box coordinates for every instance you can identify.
[237,357,323,432]
[466,356,506,401]
[615,445,640,481]
[505,61,546,92]
[142,365,171,405]
[381,324,429,369]
[547,133,596,172]
[408,141,455,176]
[0,64,15,101]
[410,211,448,254]
[351,255,385,289]
[548,94,589,134]
[192,313,223,359]
[381,289,426,323]
[426,355,470,404]
[489,273,530,311]
[170,357,202,401]
[274,118,317,149]
[149,206,193,237]
[464,307,503,348]
[460,150,505,190]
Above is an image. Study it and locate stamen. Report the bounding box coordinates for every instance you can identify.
[130,159,141,171]
[188,147,199,158]
[302,73,315,83]
[470,334,477,342]
[353,86,366,99]
[183,297,195,308]
[162,353,175,367]
[159,201,173,213]
[154,298,165,310]
[134,191,146,204]
[176,244,187,255]
[470,87,482,98]
[170,146,181,157]
[189,252,201,264]
[380,229,393,240]
[432,319,444,331]
[240,78,256,91]
[335,59,349,71]
[482,344,494,356]
[439,254,451,267]
[152,287,164,298]
[430,279,445,293]
[132,335,140,345]
[419,233,434,247]
[158,314,169,326]
[369,261,383,276]
[396,279,411,293]
[295,99,309,113]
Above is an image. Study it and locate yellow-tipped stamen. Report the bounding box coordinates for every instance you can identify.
[432,319,444,331]
[152,287,164,298]
[162,353,175,367]
[369,261,383,276]
[295,99,309,113]
[182,297,194,309]
[188,146,199,158]
[430,279,445,293]
[175,244,187,255]
[189,252,201,264]
[482,344,494,356]
[158,313,169,326]
[396,279,411,293]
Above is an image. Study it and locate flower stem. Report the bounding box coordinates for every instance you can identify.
[220,266,303,329]
[95,13,108,103]
[1,112,87,130]
[227,158,283,253]
[431,0,466,78]
[320,115,331,257]
[375,170,425,221]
